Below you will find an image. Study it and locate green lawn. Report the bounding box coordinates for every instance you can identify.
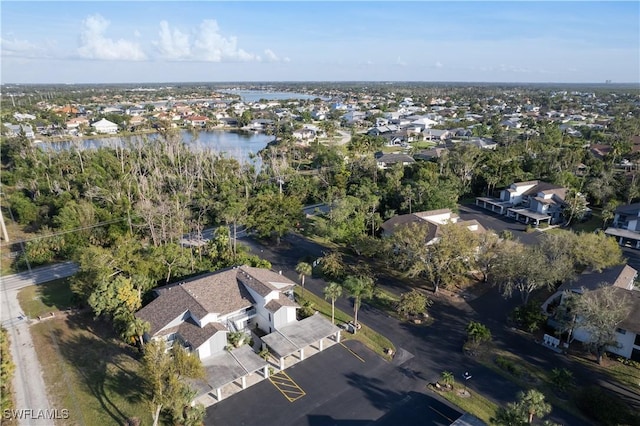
[571,209,603,233]
[30,314,151,426]
[431,386,498,424]
[17,278,76,318]
[294,287,395,360]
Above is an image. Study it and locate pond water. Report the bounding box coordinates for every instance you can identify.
[43,130,275,165]
[219,89,323,103]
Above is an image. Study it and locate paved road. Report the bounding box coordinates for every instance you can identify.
[237,233,591,426]
[0,262,78,426]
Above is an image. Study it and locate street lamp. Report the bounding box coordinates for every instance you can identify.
[462,371,472,395]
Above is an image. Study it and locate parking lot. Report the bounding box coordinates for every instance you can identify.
[206,340,462,426]
[458,203,542,246]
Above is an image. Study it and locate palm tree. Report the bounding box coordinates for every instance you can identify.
[295,261,312,296]
[518,389,551,424]
[124,317,150,349]
[440,371,454,388]
[323,282,343,324]
[343,275,375,333]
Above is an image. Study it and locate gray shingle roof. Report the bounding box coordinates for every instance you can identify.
[136,267,255,335]
[265,295,299,313]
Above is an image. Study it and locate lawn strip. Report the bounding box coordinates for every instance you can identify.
[30,314,151,425]
[294,287,395,360]
[17,279,75,318]
[431,387,498,424]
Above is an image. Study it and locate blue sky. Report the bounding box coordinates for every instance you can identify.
[1,1,639,84]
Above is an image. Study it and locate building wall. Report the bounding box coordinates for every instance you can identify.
[572,325,635,359]
[157,310,190,333]
[196,331,228,359]
[272,307,297,330]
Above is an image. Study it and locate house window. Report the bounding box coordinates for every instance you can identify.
[616,328,626,335]
[635,334,640,346]
[268,313,271,321]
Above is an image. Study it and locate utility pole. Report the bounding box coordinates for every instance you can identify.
[0,205,8,242]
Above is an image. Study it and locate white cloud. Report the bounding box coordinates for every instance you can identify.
[192,19,256,62]
[396,56,407,67]
[264,49,279,62]
[435,61,443,68]
[155,20,191,60]
[1,37,43,58]
[152,19,285,63]
[77,14,146,61]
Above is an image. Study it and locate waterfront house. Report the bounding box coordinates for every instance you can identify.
[91,118,119,134]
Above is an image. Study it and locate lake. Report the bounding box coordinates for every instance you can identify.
[44,130,275,165]
[219,89,323,103]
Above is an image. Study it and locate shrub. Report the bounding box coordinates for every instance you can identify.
[467,321,492,345]
[549,368,573,392]
[574,386,638,426]
[511,301,546,333]
[495,355,521,377]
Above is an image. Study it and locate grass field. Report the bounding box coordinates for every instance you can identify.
[17,279,151,425]
[30,314,151,426]
[17,278,76,318]
[431,386,498,424]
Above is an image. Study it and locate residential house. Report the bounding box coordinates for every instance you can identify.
[342,111,366,124]
[463,137,498,150]
[475,180,568,226]
[423,129,451,142]
[542,264,640,361]
[66,117,90,130]
[292,126,317,141]
[605,203,640,249]
[13,112,36,121]
[3,123,35,139]
[136,265,340,400]
[184,115,209,127]
[380,208,486,244]
[375,153,415,169]
[414,147,447,161]
[91,118,119,134]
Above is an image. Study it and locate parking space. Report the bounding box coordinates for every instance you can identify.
[206,340,462,426]
[269,370,306,402]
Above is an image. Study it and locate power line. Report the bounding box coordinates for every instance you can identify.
[0,217,129,248]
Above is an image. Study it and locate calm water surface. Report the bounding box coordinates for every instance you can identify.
[45,130,275,165]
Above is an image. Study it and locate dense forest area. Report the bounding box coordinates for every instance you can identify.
[1,84,639,342]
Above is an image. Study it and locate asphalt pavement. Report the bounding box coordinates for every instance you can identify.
[236,232,592,426]
[0,262,77,426]
[207,340,462,426]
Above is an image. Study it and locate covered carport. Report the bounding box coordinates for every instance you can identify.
[506,207,551,226]
[605,227,640,249]
[262,313,341,369]
[475,197,511,215]
[195,345,269,401]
